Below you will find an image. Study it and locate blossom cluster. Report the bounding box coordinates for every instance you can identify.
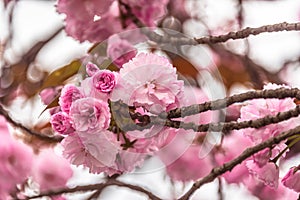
[0,116,72,199]
[50,53,185,175]
[56,0,169,43]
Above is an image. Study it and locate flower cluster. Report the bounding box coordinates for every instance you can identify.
[215,83,300,198]
[56,0,169,43]
[50,53,184,175]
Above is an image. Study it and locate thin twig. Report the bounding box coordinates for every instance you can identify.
[178,125,300,200]
[143,22,300,46]
[25,179,161,200]
[0,105,62,143]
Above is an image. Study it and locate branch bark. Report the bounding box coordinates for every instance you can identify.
[25,179,161,200]
[144,22,300,46]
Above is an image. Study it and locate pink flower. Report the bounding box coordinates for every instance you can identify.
[165,145,212,181]
[62,131,119,175]
[246,161,279,188]
[111,53,184,113]
[32,149,73,191]
[0,136,33,196]
[59,84,83,114]
[240,83,296,143]
[50,112,74,135]
[92,70,117,93]
[245,178,297,200]
[282,166,300,193]
[107,35,137,68]
[86,62,99,77]
[214,131,252,184]
[122,0,169,26]
[69,97,111,133]
[57,0,122,42]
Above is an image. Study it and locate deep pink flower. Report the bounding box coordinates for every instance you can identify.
[107,35,137,68]
[246,161,279,188]
[282,166,300,193]
[111,53,184,113]
[59,84,83,114]
[50,112,74,135]
[69,97,111,133]
[62,131,119,175]
[32,149,73,191]
[92,70,117,93]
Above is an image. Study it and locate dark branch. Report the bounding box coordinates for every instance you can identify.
[0,105,62,143]
[25,179,161,200]
[144,22,300,46]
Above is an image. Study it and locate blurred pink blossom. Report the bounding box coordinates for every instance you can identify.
[107,35,137,68]
[32,149,73,191]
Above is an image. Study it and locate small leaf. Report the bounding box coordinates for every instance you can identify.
[40,59,82,90]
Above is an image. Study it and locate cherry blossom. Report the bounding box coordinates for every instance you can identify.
[282,166,300,193]
[111,53,184,113]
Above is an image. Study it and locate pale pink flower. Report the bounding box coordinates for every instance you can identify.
[62,131,119,175]
[0,137,33,196]
[282,166,300,193]
[252,148,271,168]
[107,35,137,68]
[246,161,279,188]
[59,84,83,114]
[165,145,212,181]
[246,178,297,200]
[69,97,111,133]
[50,112,74,135]
[86,62,99,77]
[32,149,73,191]
[240,83,296,143]
[111,53,184,113]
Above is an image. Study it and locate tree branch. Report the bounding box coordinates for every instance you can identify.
[158,104,300,132]
[144,22,300,46]
[178,125,300,200]
[0,105,62,143]
[25,179,161,200]
[164,87,300,118]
